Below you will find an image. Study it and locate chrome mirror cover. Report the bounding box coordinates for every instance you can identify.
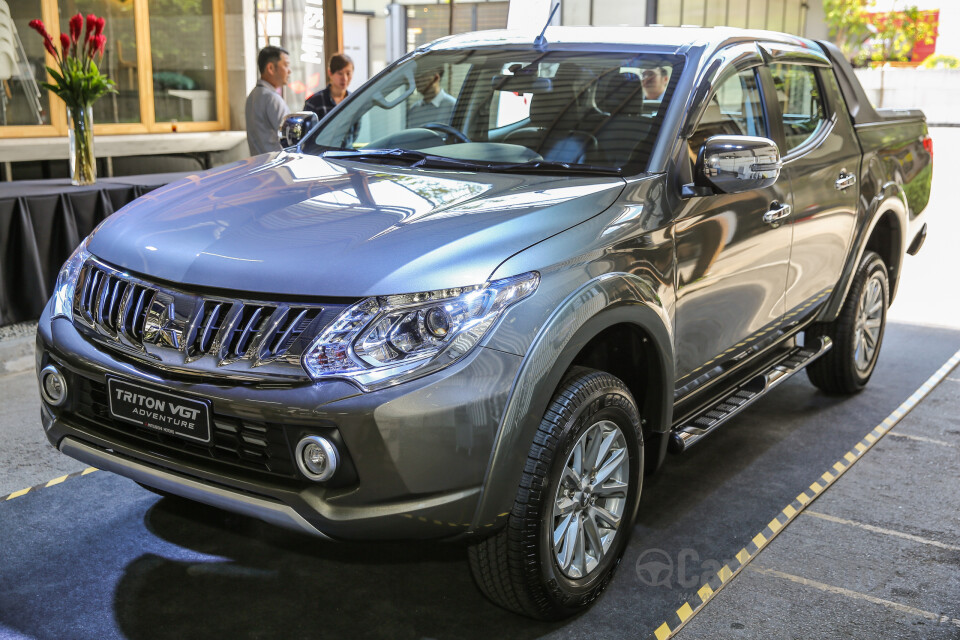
[279,111,320,148]
[696,135,782,194]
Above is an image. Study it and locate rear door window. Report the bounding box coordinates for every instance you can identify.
[769,63,826,153]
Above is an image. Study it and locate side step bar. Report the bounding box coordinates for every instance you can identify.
[669,336,832,453]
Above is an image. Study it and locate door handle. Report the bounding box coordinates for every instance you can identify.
[763,202,792,224]
[835,173,857,190]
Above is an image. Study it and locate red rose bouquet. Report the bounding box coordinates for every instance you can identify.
[29,13,116,185]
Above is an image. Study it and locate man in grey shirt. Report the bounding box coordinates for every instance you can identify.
[407,62,456,130]
[245,46,292,156]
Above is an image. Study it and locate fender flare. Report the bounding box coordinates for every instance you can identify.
[469,273,674,531]
[818,183,907,323]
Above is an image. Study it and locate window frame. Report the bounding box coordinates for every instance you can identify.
[761,61,833,160]
[0,0,228,139]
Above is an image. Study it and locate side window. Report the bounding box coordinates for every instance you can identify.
[769,63,826,152]
[688,69,766,158]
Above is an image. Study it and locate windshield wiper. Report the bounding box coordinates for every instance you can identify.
[322,148,479,170]
[323,149,623,176]
[486,161,622,176]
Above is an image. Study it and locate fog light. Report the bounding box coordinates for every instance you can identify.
[39,365,68,407]
[295,436,339,482]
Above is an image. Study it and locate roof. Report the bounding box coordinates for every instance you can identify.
[424,26,817,53]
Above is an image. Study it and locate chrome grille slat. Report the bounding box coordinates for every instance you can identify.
[80,269,99,321]
[94,272,111,330]
[72,259,332,379]
[117,283,137,341]
[211,302,244,363]
[235,306,264,358]
[107,279,123,331]
[198,302,222,354]
[272,309,307,356]
[252,306,289,363]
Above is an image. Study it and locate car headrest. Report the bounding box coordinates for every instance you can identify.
[597,72,645,116]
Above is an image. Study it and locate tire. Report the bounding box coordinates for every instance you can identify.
[468,367,643,620]
[806,251,889,395]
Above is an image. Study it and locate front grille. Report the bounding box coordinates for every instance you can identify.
[72,259,344,379]
[72,376,300,481]
[77,267,155,340]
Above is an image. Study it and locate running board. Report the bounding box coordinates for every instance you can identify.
[669,336,833,453]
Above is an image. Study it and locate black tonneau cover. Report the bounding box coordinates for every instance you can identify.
[817,40,926,125]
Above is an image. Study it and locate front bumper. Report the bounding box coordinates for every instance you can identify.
[37,308,522,540]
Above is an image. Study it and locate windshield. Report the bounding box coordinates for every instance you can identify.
[308,48,684,175]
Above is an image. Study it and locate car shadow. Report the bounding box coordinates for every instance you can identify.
[114,496,564,640]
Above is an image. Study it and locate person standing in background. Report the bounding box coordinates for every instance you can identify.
[245,46,292,156]
[304,53,355,119]
[407,62,456,129]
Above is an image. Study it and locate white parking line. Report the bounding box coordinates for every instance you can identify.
[747,565,960,628]
[886,431,955,447]
[803,510,960,552]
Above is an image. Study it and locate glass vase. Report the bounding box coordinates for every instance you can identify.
[67,104,96,186]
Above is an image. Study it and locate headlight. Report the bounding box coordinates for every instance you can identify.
[52,240,91,320]
[302,272,539,390]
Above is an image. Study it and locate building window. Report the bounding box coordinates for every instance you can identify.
[1,0,52,127]
[150,0,218,123]
[59,0,141,124]
[1,0,227,136]
[406,2,509,52]
[658,0,807,36]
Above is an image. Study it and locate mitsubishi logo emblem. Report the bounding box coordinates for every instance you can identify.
[142,295,183,349]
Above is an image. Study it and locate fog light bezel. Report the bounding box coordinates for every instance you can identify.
[39,365,68,407]
[295,435,339,482]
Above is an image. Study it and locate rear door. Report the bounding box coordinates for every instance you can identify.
[762,61,861,325]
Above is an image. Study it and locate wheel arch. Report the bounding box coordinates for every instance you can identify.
[818,185,907,323]
[469,273,674,532]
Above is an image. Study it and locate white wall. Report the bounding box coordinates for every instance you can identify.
[854,67,960,124]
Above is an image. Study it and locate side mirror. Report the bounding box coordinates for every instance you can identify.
[692,135,782,195]
[279,111,319,148]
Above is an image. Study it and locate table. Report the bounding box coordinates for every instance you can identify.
[0,173,190,327]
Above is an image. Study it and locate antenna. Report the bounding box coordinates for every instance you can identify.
[533,2,560,51]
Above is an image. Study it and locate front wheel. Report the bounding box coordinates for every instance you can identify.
[468,367,643,620]
[806,251,889,394]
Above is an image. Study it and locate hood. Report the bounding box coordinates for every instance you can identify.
[87,152,625,297]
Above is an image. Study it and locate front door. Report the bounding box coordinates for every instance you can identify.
[673,67,793,395]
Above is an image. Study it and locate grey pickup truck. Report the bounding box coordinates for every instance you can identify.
[36,27,931,619]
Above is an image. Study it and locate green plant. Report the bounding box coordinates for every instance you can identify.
[823,0,872,59]
[822,0,938,63]
[866,3,938,63]
[921,54,959,69]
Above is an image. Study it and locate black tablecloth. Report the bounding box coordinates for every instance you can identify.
[0,173,190,327]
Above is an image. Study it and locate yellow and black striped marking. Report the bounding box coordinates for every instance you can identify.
[1,467,98,503]
[646,347,960,640]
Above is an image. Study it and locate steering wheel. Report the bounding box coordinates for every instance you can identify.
[420,122,471,144]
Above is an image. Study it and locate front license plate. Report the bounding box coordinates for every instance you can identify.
[107,378,211,443]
